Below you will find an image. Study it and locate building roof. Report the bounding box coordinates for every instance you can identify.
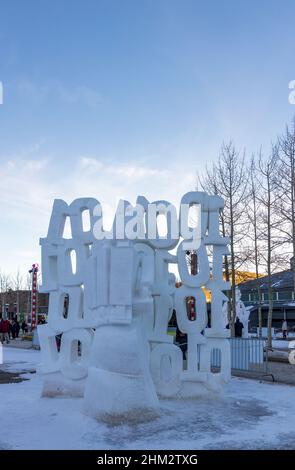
[239,269,294,291]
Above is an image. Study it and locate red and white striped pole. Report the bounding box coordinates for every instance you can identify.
[29,264,39,330]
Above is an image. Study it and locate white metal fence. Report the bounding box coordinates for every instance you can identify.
[211,337,268,374]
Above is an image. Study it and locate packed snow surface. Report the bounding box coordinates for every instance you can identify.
[0,347,295,450]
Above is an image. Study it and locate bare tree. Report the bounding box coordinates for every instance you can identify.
[246,156,264,337]
[198,141,250,335]
[277,117,295,295]
[256,149,282,348]
[12,270,25,317]
[0,271,11,318]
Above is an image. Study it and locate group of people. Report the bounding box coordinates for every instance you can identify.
[0,317,28,344]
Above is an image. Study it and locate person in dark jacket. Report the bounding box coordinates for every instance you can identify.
[8,320,13,339]
[11,319,17,339]
[15,319,20,338]
[176,325,187,360]
[235,317,244,338]
[21,321,28,334]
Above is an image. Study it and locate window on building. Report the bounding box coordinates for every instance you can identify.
[241,293,249,302]
[277,291,293,301]
[249,292,259,302]
[261,291,280,301]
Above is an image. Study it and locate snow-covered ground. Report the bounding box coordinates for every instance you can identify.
[0,347,295,450]
[272,339,295,349]
[249,334,295,350]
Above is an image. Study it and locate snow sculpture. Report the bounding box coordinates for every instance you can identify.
[235,288,252,337]
[222,287,251,337]
[38,192,231,421]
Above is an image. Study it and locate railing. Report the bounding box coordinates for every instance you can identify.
[211,337,268,375]
[243,299,294,306]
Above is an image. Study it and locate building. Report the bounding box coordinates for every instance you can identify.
[0,289,49,322]
[239,262,295,331]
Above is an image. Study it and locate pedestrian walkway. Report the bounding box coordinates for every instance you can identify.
[267,361,295,385]
[2,338,32,349]
[233,360,295,385]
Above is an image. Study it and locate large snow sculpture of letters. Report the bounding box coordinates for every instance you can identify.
[38,192,231,419]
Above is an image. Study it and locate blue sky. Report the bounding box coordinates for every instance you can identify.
[1,0,295,277]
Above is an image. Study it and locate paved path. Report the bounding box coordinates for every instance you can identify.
[2,339,32,349]
[266,361,295,385]
[233,360,295,385]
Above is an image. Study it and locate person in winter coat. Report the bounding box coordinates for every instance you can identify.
[8,320,13,339]
[11,320,17,339]
[21,321,28,334]
[176,325,188,360]
[0,318,10,344]
[234,317,244,338]
[15,319,20,338]
[282,320,288,339]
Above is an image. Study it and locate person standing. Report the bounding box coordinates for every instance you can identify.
[15,319,20,338]
[21,321,28,334]
[234,317,244,338]
[0,318,10,344]
[176,325,188,360]
[8,319,13,340]
[282,320,288,339]
[11,319,17,339]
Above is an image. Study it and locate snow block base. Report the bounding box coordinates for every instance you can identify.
[41,371,85,398]
[83,367,159,423]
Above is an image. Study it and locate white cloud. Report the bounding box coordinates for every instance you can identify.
[78,157,165,180]
[0,155,195,277]
[17,79,102,107]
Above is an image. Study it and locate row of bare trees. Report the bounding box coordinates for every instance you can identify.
[198,117,295,346]
[0,270,31,317]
